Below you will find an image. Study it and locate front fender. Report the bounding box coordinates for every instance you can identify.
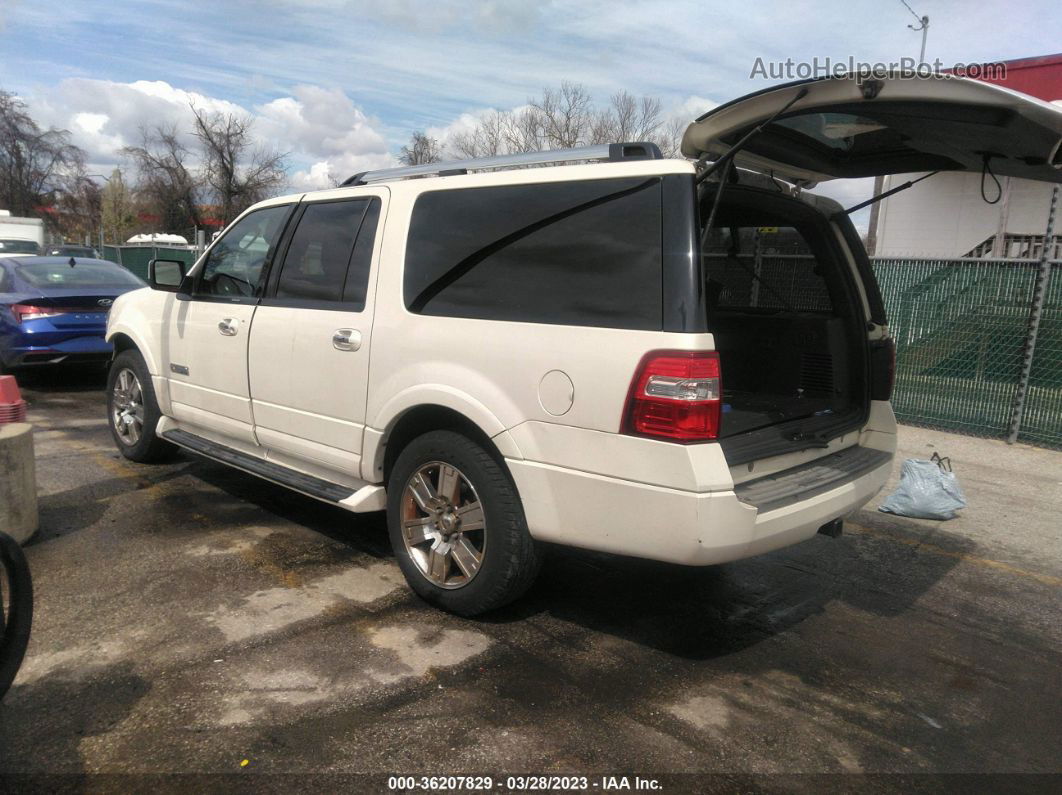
[105,288,171,374]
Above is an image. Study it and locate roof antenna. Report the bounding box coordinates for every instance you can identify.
[68,257,77,267]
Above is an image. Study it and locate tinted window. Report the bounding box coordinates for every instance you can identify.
[197,205,290,298]
[14,259,144,289]
[274,198,378,308]
[702,225,834,313]
[405,177,662,330]
[344,199,380,306]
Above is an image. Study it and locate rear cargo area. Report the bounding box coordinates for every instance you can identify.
[700,184,868,457]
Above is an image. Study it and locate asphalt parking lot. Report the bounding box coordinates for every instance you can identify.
[2,368,1061,789]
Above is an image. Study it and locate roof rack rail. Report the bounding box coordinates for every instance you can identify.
[340,141,663,186]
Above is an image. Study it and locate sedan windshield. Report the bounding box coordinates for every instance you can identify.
[0,239,41,254]
[14,259,145,289]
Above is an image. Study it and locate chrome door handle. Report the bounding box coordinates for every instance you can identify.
[332,328,361,351]
[218,318,238,336]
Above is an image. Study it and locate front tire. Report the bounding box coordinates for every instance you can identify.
[106,349,175,463]
[387,430,541,616]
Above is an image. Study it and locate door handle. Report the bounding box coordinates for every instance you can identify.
[332,328,361,351]
[218,318,238,336]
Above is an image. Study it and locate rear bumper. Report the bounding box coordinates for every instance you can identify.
[507,448,893,566]
[1,333,112,366]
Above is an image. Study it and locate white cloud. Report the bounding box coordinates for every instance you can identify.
[674,95,718,121]
[26,78,394,191]
[30,78,245,164]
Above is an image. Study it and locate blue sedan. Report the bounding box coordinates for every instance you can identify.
[0,256,145,370]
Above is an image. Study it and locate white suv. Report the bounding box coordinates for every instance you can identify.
[105,75,1062,614]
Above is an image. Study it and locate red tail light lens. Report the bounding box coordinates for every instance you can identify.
[10,304,64,324]
[622,351,722,442]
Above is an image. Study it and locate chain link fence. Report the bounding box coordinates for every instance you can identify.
[873,257,1062,448]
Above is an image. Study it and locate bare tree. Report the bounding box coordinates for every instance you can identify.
[0,89,85,226]
[531,82,593,149]
[53,165,102,243]
[504,107,544,153]
[191,106,287,225]
[430,84,688,162]
[399,131,442,165]
[655,116,687,158]
[123,123,202,233]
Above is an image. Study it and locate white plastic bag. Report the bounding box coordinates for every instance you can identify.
[879,457,967,520]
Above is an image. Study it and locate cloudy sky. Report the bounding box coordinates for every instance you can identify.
[1,0,1060,223]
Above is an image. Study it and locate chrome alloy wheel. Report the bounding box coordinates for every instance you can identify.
[111,367,144,446]
[400,461,486,589]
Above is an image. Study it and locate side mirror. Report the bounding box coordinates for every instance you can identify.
[148,258,186,292]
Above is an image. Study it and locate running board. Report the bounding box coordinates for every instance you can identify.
[162,428,386,511]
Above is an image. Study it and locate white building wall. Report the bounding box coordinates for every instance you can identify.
[874,172,1055,258]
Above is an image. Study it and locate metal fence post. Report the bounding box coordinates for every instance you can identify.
[1007,184,1059,444]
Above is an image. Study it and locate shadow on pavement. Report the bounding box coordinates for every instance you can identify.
[0,662,149,776]
[9,365,108,395]
[161,450,975,664]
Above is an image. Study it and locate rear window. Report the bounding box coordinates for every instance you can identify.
[14,260,144,289]
[0,240,40,254]
[404,177,663,330]
[702,225,834,313]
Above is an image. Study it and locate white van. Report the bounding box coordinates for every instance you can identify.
[105,74,1062,614]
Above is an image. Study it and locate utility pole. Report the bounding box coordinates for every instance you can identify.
[86,173,111,256]
[901,1,930,65]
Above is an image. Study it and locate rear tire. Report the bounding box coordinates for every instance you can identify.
[106,349,175,463]
[387,430,541,616]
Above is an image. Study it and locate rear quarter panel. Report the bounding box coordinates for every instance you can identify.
[364,163,722,483]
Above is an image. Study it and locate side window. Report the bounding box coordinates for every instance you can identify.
[274,197,380,309]
[404,178,662,330]
[197,205,291,298]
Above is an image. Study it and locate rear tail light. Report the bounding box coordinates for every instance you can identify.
[622,350,722,442]
[869,337,896,401]
[10,304,65,324]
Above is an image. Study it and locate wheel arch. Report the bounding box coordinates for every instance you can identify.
[106,325,160,375]
[375,404,519,485]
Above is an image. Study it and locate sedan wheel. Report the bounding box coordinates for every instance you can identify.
[400,461,486,589]
[110,367,144,446]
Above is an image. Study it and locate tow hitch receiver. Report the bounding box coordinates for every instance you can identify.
[818,518,843,538]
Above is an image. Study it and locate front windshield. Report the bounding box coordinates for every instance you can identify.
[15,260,145,289]
[0,239,41,254]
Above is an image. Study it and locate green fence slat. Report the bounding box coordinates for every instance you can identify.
[872,257,1061,449]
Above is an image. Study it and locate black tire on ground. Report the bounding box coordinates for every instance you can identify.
[106,349,176,463]
[386,430,542,616]
[0,531,33,701]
